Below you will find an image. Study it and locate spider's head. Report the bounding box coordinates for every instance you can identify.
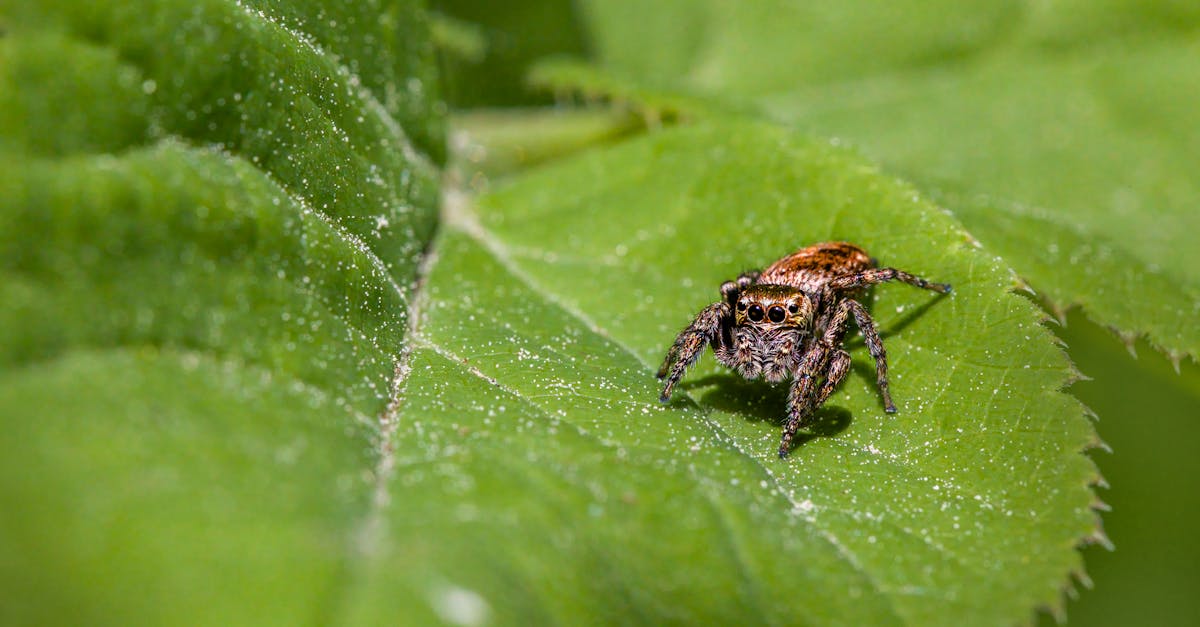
[735,285,814,329]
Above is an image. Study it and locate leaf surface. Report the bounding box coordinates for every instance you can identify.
[356,122,1099,625]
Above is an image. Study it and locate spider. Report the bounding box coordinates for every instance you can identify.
[656,241,951,458]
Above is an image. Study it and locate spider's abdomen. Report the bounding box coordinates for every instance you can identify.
[759,241,875,292]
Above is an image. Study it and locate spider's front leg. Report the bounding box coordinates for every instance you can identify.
[657,301,731,403]
[778,347,852,458]
[778,297,860,457]
[778,343,827,458]
[657,273,755,394]
[812,349,853,409]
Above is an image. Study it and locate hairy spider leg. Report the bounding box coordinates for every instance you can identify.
[660,272,758,390]
[812,350,852,408]
[843,299,897,413]
[826,266,949,413]
[781,372,815,451]
[657,301,730,403]
[736,270,761,289]
[720,271,761,307]
[655,297,725,379]
[779,349,853,458]
[828,267,952,294]
[778,299,861,457]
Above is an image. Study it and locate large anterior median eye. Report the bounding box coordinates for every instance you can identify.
[767,305,786,323]
[747,303,764,322]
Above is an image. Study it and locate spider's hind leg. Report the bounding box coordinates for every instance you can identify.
[657,302,731,402]
[828,267,951,294]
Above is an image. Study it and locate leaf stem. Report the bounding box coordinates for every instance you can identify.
[448,107,645,180]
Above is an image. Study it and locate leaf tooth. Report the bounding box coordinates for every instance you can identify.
[1066,369,1093,385]
[1083,433,1111,454]
[1118,330,1140,359]
[1071,569,1095,591]
[1047,301,1069,326]
[1087,528,1115,551]
[1011,273,1035,296]
[1041,598,1068,625]
[1168,350,1184,374]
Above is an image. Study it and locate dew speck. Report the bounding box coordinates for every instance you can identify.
[430,585,490,627]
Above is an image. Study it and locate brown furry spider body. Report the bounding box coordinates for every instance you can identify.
[656,241,951,458]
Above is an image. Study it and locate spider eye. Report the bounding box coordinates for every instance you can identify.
[736,301,747,311]
[767,305,786,323]
[747,304,764,322]
[787,303,799,314]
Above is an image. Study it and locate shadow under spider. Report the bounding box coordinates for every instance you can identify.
[678,374,853,451]
[838,291,950,352]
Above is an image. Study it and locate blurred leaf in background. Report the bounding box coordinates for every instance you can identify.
[0,0,439,622]
[433,0,589,108]
[1048,312,1200,626]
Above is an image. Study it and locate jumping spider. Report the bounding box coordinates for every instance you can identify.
[657,241,951,458]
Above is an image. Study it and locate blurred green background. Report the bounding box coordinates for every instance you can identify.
[1049,312,1200,626]
[433,1,1200,624]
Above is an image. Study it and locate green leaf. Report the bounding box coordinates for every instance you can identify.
[1,3,1101,625]
[539,1,1200,363]
[0,0,438,623]
[355,121,1096,624]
